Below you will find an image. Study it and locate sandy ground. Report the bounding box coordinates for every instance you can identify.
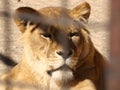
[0,0,110,74]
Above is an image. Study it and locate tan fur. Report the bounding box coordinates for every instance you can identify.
[0,2,107,90]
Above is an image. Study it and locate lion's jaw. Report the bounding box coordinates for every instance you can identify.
[24,55,74,89]
[24,47,75,86]
[51,67,73,85]
[23,44,73,85]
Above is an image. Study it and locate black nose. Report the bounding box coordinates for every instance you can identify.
[56,50,73,59]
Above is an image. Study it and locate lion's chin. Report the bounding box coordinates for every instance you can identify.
[51,69,73,86]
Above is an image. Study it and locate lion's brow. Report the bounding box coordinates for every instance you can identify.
[29,14,86,34]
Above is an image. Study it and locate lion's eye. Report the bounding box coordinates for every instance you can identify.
[42,33,51,38]
[69,32,79,37]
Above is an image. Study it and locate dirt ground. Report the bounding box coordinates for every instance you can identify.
[0,0,110,74]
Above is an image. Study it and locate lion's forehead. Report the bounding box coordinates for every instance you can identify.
[37,7,81,32]
[38,7,70,17]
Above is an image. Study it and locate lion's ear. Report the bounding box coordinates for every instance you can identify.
[70,2,91,21]
[14,7,40,33]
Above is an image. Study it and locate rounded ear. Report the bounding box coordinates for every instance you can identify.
[70,2,91,22]
[14,7,40,33]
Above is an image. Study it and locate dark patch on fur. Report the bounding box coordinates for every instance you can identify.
[0,54,17,67]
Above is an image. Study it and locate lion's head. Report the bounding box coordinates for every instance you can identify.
[14,2,94,85]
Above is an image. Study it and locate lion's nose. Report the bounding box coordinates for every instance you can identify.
[56,50,73,59]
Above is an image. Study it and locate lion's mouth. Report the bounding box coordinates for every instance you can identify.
[47,64,73,76]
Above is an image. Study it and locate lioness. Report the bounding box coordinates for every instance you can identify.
[0,2,106,90]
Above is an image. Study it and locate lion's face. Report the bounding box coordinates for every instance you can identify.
[14,2,91,85]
